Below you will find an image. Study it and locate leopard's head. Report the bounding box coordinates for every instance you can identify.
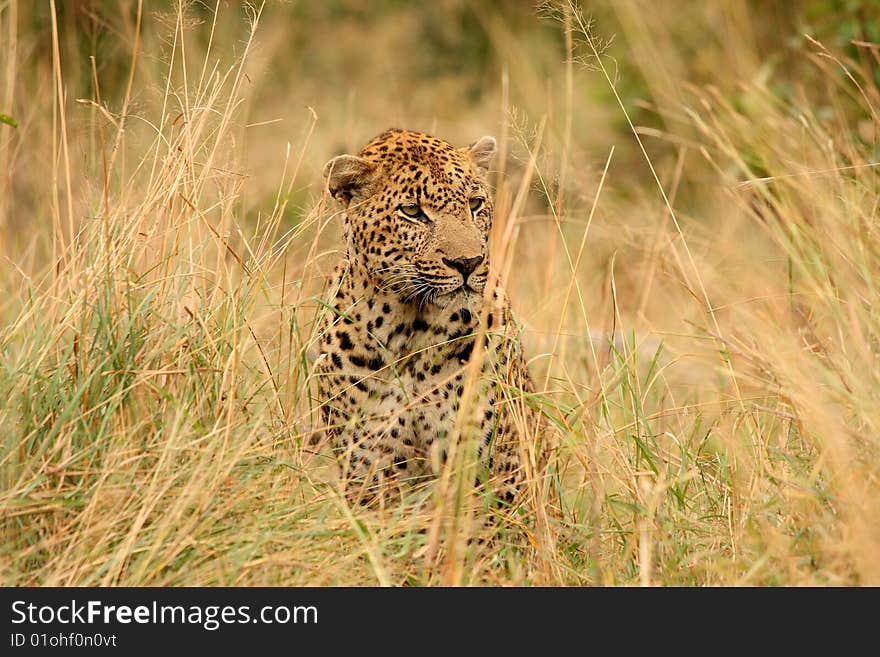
[324,129,496,306]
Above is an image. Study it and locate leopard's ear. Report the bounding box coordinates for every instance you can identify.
[323,154,377,206]
[465,136,497,174]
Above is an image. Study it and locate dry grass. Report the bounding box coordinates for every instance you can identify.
[1,0,878,586]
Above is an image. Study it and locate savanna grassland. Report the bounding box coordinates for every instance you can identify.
[1,0,879,586]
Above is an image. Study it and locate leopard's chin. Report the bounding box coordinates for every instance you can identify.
[432,285,484,307]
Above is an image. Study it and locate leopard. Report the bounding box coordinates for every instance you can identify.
[313,128,544,507]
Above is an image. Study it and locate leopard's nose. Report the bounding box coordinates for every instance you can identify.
[442,255,483,281]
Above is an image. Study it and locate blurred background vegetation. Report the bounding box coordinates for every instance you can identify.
[4,0,879,266]
[5,0,879,216]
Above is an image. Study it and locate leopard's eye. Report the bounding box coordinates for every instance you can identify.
[468,197,484,212]
[399,204,426,220]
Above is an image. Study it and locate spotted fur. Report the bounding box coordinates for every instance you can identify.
[314,128,541,506]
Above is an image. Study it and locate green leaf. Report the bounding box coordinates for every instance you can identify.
[0,113,17,128]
